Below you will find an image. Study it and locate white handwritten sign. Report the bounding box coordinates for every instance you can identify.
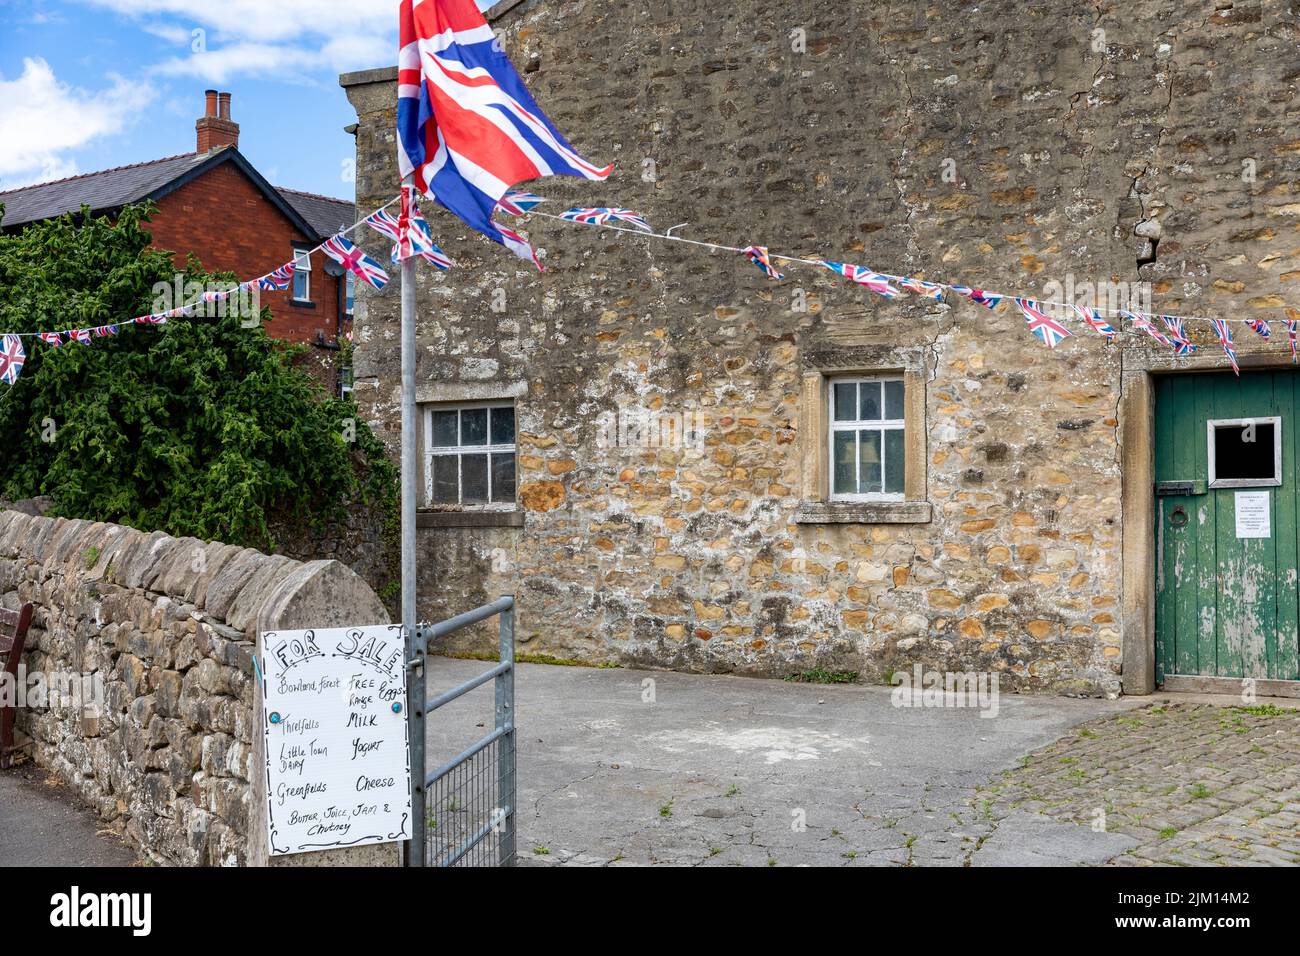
[260,624,411,856]
[1235,491,1271,539]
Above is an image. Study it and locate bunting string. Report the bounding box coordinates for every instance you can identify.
[4,184,1299,388]
[1,194,401,342]
[506,195,1300,376]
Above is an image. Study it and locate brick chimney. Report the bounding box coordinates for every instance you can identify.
[196,89,239,152]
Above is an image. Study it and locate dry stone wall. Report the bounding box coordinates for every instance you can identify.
[0,509,388,865]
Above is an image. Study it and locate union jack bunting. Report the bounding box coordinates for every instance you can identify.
[202,288,232,304]
[67,328,92,344]
[897,277,946,300]
[366,208,405,244]
[1160,314,1196,355]
[0,334,25,385]
[495,191,547,217]
[1121,310,1172,347]
[376,210,455,270]
[134,315,167,325]
[322,234,390,290]
[1015,298,1073,348]
[950,286,1003,310]
[93,325,119,337]
[39,332,63,348]
[257,261,296,291]
[394,184,423,261]
[406,234,453,270]
[1075,304,1116,339]
[366,196,454,271]
[1211,318,1240,376]
[498,225,542,271]
[818,261,899,298]
[397,0,611,266]
[1245,318,1271,338]
[1289,319,1298,365]
[743,246,784,280]
[558,207,652,232]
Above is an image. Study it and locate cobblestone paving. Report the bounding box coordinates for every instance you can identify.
[977,702,1300,866]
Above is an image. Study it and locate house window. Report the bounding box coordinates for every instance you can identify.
[829,377,906,500]
[345,272,355,315]
[292,248,311,303]
[1208,417,1282,488]
[424,403,516,506]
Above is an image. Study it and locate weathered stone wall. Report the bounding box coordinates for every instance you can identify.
[0,510,389,865]
[342,0,1300,693]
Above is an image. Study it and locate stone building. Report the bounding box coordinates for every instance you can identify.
[341,0,1300,696]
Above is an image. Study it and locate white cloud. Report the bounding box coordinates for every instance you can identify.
[139,21,193,44]
[0,58,156,189]
[153,43,320,84]
[81,0,399,81]
[83,0,397,44]
[151,36,393,85]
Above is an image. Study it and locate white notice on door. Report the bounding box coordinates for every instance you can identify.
[1235,491,1271,539]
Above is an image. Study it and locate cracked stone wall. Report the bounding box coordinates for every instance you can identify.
[342,0,1300,694]
[0,510,388,865]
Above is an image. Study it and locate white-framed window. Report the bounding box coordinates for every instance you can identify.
[1208,416,1282,488]
[345,272,355,315]
[424,402,516,507]
[829,376,906,500]
[292,247,311,302]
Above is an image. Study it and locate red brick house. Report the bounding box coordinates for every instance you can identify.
[0,91,356,395]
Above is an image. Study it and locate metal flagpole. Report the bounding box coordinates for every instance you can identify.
[400,248,426,867]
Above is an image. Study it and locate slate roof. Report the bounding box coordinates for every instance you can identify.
[0,148,355,241]
[0,153,213,229]
[279,188,356,238]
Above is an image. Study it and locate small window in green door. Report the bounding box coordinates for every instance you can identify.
[1207,416,1282,488]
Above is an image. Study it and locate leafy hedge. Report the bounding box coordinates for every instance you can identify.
[0,202,396,550]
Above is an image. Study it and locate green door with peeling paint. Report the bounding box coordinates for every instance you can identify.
[1155,371,1300,683]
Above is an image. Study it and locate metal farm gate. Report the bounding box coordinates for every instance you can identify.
[407,596,517,867]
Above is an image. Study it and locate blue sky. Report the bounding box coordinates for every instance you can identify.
[0,0,398,198]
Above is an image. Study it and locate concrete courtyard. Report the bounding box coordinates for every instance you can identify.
[425,659,1148,866]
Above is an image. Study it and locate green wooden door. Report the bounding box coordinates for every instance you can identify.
[1155,371,1300,683]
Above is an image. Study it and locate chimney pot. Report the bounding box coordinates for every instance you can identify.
[197,90,240,152]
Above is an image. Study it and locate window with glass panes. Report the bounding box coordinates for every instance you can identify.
[425,404,516,506]
[830,377,905,499]
[291,248,311,302]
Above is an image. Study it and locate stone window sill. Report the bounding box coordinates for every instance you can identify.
[794,501,932,525]
[417,510,524,529]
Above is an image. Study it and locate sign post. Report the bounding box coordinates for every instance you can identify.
[400,249,426,867]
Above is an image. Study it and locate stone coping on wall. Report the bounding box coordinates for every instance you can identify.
[0,509,394,866]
